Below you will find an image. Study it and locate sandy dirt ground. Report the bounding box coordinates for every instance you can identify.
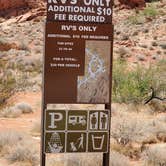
[0,92,41,133]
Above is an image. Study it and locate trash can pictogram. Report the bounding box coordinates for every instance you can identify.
[92,135,105,150]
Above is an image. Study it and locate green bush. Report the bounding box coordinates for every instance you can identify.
[142,5,158,18]
[112,59,165,103]
[128,14,145,25]
[0,60,16,105]
[128,5,158,24]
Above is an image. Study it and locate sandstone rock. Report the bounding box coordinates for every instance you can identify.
[0,0,45,18]
[0,39,19,51]
[151,41,158,47]
[137,54,146,61]
[118,0,146,8]
[159,42,166,50]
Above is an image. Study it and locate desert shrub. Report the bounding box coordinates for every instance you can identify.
[112,59,166,104]
[142,144,166,166]
[113,60,151,103]
[0,56,42,107]
[142,5,158,18]
[111,113,143,145]
[110,151,131,166]
[7,141,39,166]
[111,143,142,159]
[0,106,22,118]
[148,99,166,113]
[128,14,145,25]
[0,38,7,45]
[19,42,31,52]
[0,60,16,105]
[128,4,158,24]
[111,109,166,159]
[15,72,32,90]
[0,130,39,165]
[0,130,23,153]
[0,103,33,118]
[112,111,166,144]
[15,102,33,113]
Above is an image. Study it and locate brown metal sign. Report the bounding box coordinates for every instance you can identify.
[45,110,110,153]
[42,1,113,165]
[47,0,113,23]
[44,22,113,104]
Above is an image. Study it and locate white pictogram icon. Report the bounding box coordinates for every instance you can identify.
[47,132,63,153]
[68,115,86,126]
[78,48,105,88]
[99,112,108,130]
[70,134,84,152]
[90,112,108,130]
[90,112,98,130]
[92,135,105,150]
[48,112,63,129]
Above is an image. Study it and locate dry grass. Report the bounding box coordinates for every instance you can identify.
[142,144,166,166]
[0,130,39,165]
[47,153,102,166]
[0,102,33,118]
[0,106,22,118]
[111,111,143,145]
[110,151,131,166]
[0,130,23,154]
[7,141,39,166]
[112,108,166,144]
[47,152,130,166]
[111,104,166,159]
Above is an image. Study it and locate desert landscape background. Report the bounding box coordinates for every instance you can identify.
[0,0,166,166]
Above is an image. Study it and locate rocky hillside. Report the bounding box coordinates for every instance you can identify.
[0,1,165,166]
[0,0,45,18]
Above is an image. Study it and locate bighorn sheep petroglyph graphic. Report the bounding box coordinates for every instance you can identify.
[78,48,105,88]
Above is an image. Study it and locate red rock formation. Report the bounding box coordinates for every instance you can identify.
[0,0,45,18]
[118,0,146,8]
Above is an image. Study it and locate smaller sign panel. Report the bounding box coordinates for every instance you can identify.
[89,111,109,130]
[88,132,108,152]
[45,132,65,153]
[45,110,66,130]
[45,110,110,153]
[67,110,87,130]
[44,22,113,104]
[47,0,113,23]
[67,132,87,152]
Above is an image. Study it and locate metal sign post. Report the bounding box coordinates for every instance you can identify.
[41,0,113,165]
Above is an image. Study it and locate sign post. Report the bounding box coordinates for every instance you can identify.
[41,0,113,165]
